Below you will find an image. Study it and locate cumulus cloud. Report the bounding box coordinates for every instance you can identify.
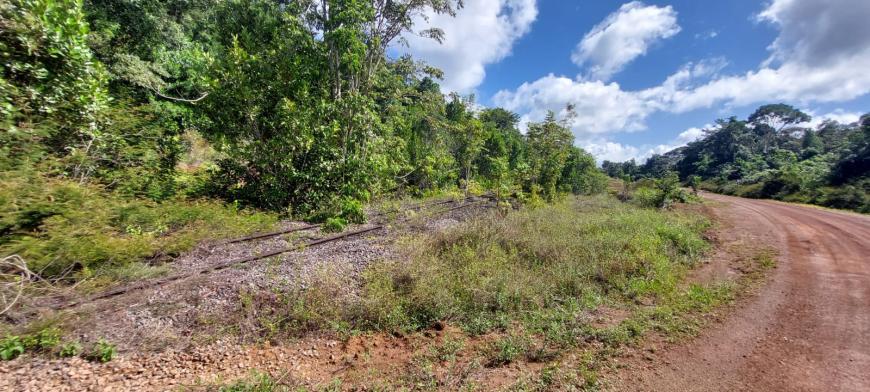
[399,0,537,93]
[668,0,870,111]
[496,0,870,162]
[581,124,710,164]
[582,140,643,163]
[571,1,680,81]
[758,0,870,68]
[493,74,656,136]
[493,59,725,138]
[801,109,863,128]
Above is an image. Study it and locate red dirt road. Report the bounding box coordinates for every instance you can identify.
[612,193,870,391]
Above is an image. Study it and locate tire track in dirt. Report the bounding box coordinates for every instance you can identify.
[609,193,870,391]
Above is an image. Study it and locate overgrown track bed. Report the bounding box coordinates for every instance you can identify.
[220,196,480,245]
[45,196,494,310]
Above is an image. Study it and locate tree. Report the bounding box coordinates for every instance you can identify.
[748,104,810,154]
[801,130,824,158]
[1,0,109,179]
[561,147,606,195]
[525,112,574,200]
[829,114,870,185]
[748,104,811,133]
[445,94,485,192]
[688,175,701,195]
[303,0,462,98]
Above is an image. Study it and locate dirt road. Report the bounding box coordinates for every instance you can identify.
[611,193,870,391]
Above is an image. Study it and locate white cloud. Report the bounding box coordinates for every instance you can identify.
[399,0,537,93]
[496,0,870,162]
[571,2,680,81]
[493,74,656,136]
[674,126,707,144]
[801,109,863,128]
[582,124,710,164]
[668,0,870,111]
[493,59,725,138]
[695,30,718,40]
[582,140,642,163]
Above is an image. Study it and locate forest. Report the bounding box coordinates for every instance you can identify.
[1,0,606,279]
[603,104,870,213]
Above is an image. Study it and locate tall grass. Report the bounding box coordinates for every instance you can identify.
[258,195,709,339]
[0,170,277,286]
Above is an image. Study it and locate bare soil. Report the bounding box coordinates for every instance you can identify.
[606,193,870,391]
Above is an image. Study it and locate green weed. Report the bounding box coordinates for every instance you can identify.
[321,217,347,233]
[218,372,291,392]
[483,335,529,367]
[0,336,25,360]
[87,339,116,363]
[58,341,82,357]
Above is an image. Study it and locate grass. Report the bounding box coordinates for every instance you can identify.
[358,195,709,334]
[0,170,278,289]
[229,195,711,341]
[216,372,293,392]
[207,194,778,390]
[221,196,715,383]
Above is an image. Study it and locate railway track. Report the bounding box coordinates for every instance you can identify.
[220,195,480,245]
[51,195,493,310]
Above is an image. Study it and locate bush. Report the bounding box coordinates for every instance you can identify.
[340,198,366,224]
[0,327,67,360]
[22,327,60,351]
[631,187,662,209]
[817,182,869,212]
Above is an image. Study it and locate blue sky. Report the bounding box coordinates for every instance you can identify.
[400,0,870,162]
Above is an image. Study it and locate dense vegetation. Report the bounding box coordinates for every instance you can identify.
[1,0,606,282]
[603,104,869,212]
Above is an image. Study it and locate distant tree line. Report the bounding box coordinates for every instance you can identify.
[1,0,606,219]
[602,104,869,212]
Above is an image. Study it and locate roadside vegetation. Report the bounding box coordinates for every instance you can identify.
[1,0,605,292]
[261,196,709,336]
[603,104,869,213]
[203,195,735,389]
[0,0,781,389]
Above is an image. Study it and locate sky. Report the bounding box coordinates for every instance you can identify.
[397,0,870,163]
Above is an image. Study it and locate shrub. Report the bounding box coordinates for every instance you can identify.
[817,182,869,213]
[340,198,366,224]
[631,187,662,208]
